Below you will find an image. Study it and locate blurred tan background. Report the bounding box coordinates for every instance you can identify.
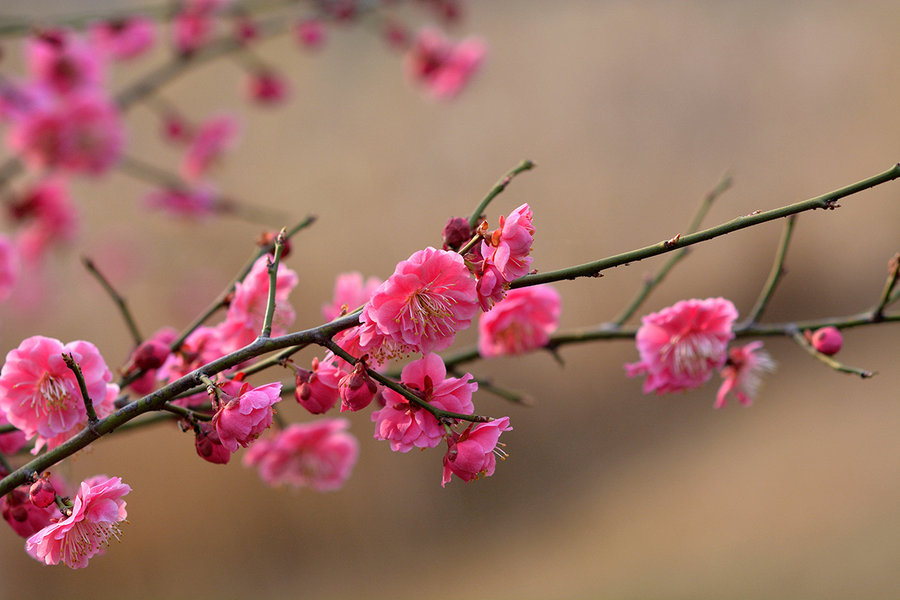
[1,1,899,599]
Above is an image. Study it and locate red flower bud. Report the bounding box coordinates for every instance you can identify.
[810,326,842,356]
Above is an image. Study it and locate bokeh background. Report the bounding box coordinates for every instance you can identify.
[1,1,899,598]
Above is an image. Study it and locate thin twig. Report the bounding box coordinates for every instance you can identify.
[789,328,874,378]
[873,253,900,319]
[82,257,143,346]
[62,354,99,424]
[260,229,286,338]
[613,173,732,325]
[744,215,797,325]
[468,160,536,229]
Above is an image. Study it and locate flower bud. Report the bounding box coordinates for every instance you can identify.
[294,19,325,50]
[194,422,231,465]
[339,362,378,412]
[28,475,56,508]
[811,326,842,355]
[442,216,473,251]
[246,71,289,106]
[295,357,341,414]
[132,339,171,370]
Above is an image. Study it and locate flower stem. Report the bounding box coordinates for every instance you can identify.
[468,159,536,229]
[743,214,797,325]
[82,256,143,346]
[513,163,900,288]
[873,253,900,319]
[261,229,286,338]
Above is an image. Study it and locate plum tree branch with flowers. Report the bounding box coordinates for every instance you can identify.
[0,0,896,572]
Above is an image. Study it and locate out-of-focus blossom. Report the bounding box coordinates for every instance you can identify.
[157,326,224,406]
[172,9,214,55]
[0,410,27,455]
[26,29,105,95]
[360,247,478,355]
[294,19,326,49]
[144,184,218,220]
[715,341,776,408]
[2,488,58,538]
[478,285,561,357]
[371,353,476,452]
[405,27,485,99]
[243,419,359,491]
[322,271,382,322]
[246,71,289,105]
[625,298,738,395]
[25,475,130,569]
[9,178,78,264]
[89,17,157,60]
[180,114,239,180]
[0,235,20,301]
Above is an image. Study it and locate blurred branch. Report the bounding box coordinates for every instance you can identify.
[789,328,874,378]
[743,214,797,325]
[82,256,144,346]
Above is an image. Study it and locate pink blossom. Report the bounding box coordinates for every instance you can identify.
[474,204,535,310]
[0,235,20,302]
[0,411,27,455]
[172,9,214,55]
[89,17,157,60]
[246,71,289,105]
[29,475,57,508]
[125,327,177,396]
[295,356,342,415]
[322,271,383,322]
[625,298,738,395]
[479,285,561,357]
[442,416,512,487]
[715,342,776,408]
[294,19,326,49]
[215,255,298,354]
[7,92,124,175]
[234,16,259,44]
[10,179,78,264]
[26,30,105,96]
[180,114,240,180]
[157,326,224,406]
[144,184,217,219]
[361,247,478,355]
[194,421,231,464]
[243,419,359,491]
[371,353,476,452]
[810,326,842,356]
[0,336,116,452]
[2,488,57,538]
[212,380,282,452]
[405,27,486,99]
[25,475,130,569]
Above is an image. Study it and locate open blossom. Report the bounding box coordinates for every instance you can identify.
[479,285,561,357]
[715,342,776,408]
[144,184,218,219]
[0,235,20,302]
[243,419,359,491]
[625,298,738,394]
[10,178,78,264]
[322,271,383,322]
[361,247,478,355]
[473,203,535,310]
[26,475,130,569]
[26,30,105,95]
[212,380,282,452]
[371,353,476,452]
[216,255,298,354]
[405,27,485,99]
[89,17,157,60]
[180,114,240,180]
[442,416,512,487]
[0,336,116,452]
[7,92,124,175]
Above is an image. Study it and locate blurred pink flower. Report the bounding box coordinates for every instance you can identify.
[25,475,130,569]
[172,9,214,55]
[625,298,738,394]
[361,247,478,354]
[715,342,776,408]
[144,184,217,219]
[180,114,239,180]
[243,419,359,491]
[89,17,157,60]
[478,285,561,357]
[0,336,116,453]
[246,71,289,105]
[405,27,485,99]
[10,178,78,264]
[0,235,20,301]
[212,380,282,452]
[294,19,326,50]
[810,326,842,356]
[322,271,383,322]
[0,410,27,455]
[441,416,512,487]
[216,255,298,354]
[26,29,105,95]
[2,488,58,538]
[372,353,476,452]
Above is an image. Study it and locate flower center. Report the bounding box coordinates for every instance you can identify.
[61,518,121,568]
[402,285,457,336]
[36,371,71,411]
[660,332,719,377]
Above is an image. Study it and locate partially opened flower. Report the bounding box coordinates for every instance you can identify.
[361,247,478,354]
[478,285,561,357]
[25,475,130,569]
[442,416,512,486]
[625,298,738,394]
[715,342,776,408]
[371,353,476,452]
[243,419,359,491]
[211,380,282,452]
